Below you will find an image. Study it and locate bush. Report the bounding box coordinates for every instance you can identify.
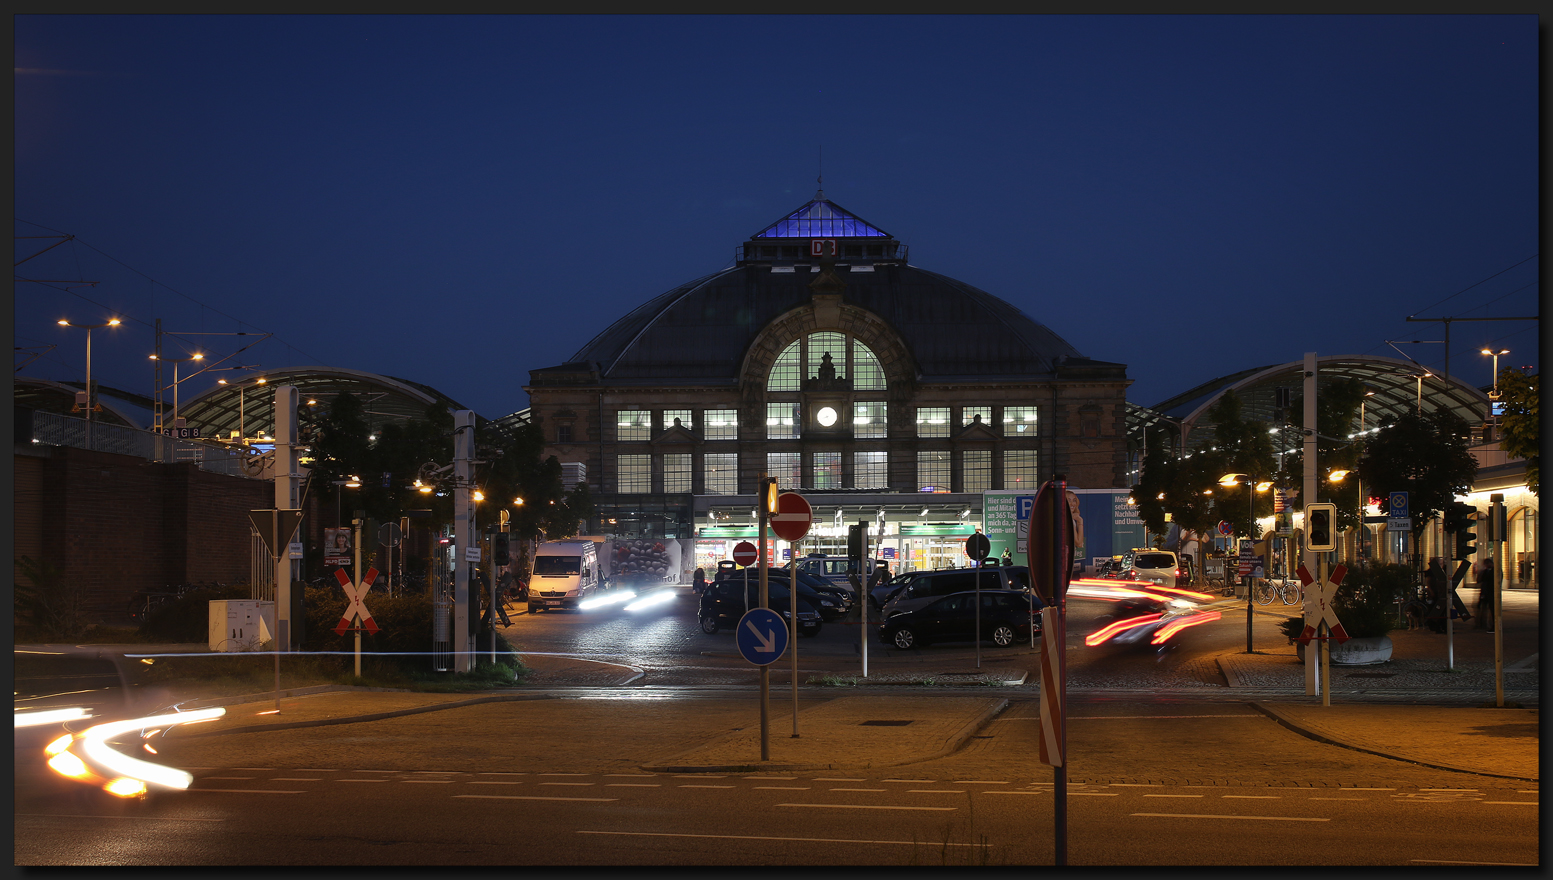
[301,585,524,681]
[14,556,91,641]
[1331,563,1408,639]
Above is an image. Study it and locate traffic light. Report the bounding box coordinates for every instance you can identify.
[847,524,864,567]
[1442,502,1467,534]
[763,477,779,515]
[1306,503,1336,552]
[1453,505,1478,560]
[492,532,510,566]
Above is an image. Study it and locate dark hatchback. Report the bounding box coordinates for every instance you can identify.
[715,566,852,621]
[878,589,1041,650]
[698,579,822,637]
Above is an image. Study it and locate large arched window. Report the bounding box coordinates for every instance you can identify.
[767,333,887,392]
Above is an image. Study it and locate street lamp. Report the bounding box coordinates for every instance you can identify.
[148,353,205,429]
[216,370,265,443]
[1413,372,1431,414]
[57,317,121,447]
[1481,348,1509,399]
[332,476,361,528]
[1220,473,1271,653]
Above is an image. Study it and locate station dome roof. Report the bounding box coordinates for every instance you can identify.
[554,195,1101,385]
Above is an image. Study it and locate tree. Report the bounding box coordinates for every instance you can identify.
[1356,409,1478,565]
[1497,367,1539,495]
[1286,377,1370,531]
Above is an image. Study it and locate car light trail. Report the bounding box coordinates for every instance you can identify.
[44,706,226,796]
[578,590,637,610]
[624,590,676,612]
[14,707,93,728]
[1085,612,1163,646]
[1151,611,1220,644]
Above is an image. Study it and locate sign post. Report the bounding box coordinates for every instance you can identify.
[334,513,383,679]
[966,531,991,669]
[1030,476,1074,867]
[1296,562,1349,706]
[773,492,812,739]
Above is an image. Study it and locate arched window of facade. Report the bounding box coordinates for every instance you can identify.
[766,332,887,392]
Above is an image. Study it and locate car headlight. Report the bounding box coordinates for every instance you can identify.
[820,600,834,607]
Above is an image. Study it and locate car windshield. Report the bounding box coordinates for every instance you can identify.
[534,556,581,575]
[1133,553,1175,569]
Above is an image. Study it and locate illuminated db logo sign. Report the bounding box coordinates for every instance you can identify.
[810,239,836,257]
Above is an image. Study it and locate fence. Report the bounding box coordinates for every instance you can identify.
[24,409,257,478]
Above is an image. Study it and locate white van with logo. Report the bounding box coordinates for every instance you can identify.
[527,540,600,613]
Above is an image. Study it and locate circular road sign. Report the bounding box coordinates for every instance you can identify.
[1217,521,1234,536]
[732,541,759,567]
[379,521,402,548]
[771,492,813,542]
[735,607,789,666]
[965,532,991,561]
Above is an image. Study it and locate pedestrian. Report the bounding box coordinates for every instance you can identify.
[1424,558,1448,633]
[1001,548,1012,566]
[1475,556,1495,631]
[693,567,707,596]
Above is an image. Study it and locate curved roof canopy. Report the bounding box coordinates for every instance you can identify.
[14,377,145,428]
[554,196,1096,385]
[1145,355,1492,456]
[177,366,474,441]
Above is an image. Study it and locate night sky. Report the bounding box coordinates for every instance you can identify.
[14,15,1540,423]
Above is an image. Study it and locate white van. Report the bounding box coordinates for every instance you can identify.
[795,555,888,595]
[527,540,600,613]
[1123,548,1182,589]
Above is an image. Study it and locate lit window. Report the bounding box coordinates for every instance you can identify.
[557,424,572,444]
[963,406,992,428]
[617,410,650,441]
[854,451,887,488]
[767,452,800,489]
[705,453,737,495]
[1003,406,1038,435]
[664,454,692,493]
[854,401,887,439]
[766,402,799,440]
[617,455,651,493]
[1004,450,1037,489]
[808,332,847,380]
[917,407,950,438]
[812,452,842,490]
[704,409,737,440]
[664,410,692,432]
[768,341,800,391]
[964,450,991,493]
[917,451,951,493]
[853,340,885,391]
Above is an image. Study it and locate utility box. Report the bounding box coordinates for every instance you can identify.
[208,600,276,652]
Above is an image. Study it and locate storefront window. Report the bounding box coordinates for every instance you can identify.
[617,410,651,441]
[854,401,887,439]
[664,453,692,493]
[705,453,737,495]
[917,407,950,438]
[617,454,651,493]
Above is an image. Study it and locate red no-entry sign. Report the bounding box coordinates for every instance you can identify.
[771,492,813,542]
[732,541,759,567]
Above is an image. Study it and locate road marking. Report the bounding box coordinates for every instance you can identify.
[479,772,527,776]
[1343,787,1394,791]
[187,789,303,794]
[909,790,965,794]
[831,788,886,792]
[293,769,338,772]
[746,776,798,780]
[679,784,735,789]
[984,791,1046,795]
[1421,788,1478,792]
[17,814,226,822]
[1412,860,1538,866]
[605,784,661,788]
[952,780,1008,785]
[469,781,523,785]
[1310,797,1365,801]
[1065,715,1263,719]
[606,774,656,778]
[231,767,274,771]
[1481,802,1538,806]
[1144,794,1204,798]
[403,780,453,784]
[778,803,956,811]
[1223,795,1279,799]
[202,776,256,780]
[540,782,596,787]
[675,774,726,778]
[540,773,589,777]
[578,830,988,847]
[352,770,397,774]
[1131,813,1328,822]
[456,795,617,802]
[755,786,810,790]
[1109,783,1161,787]
[814,778,865,782]
[883,779,935,783]
[1071,792,1119,797]
[338,779,388,783]
[270,778,322,782]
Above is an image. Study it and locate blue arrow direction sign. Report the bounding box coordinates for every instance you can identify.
[735,607,789,666]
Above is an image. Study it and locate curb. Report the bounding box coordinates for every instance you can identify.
[641,697,1010,774]
[1249,701,1540,783]
[175,692,558,738]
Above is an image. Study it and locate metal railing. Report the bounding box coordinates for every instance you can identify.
[22,409,257,478]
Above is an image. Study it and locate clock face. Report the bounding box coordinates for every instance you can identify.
[816,406,838,427]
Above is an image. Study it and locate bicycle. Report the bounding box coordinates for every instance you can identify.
[1253,578,1302,606]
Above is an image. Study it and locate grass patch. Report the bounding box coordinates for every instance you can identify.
[806,673,862,687]
[130,650,529,702]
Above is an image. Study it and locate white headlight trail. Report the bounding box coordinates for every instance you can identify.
[77,707,226,790]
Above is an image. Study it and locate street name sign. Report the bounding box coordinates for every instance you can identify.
[735,607,788,665]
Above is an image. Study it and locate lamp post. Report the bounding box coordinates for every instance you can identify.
[1220,473,1270,653]
[1413,372,1431,415]
[332,476,361,529]
[215,371,265,443]
[1481,348,1510,397]
[149,353,205,430]
[57,317,121,448]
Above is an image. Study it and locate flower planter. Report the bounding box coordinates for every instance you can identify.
[1295,635,1393,666]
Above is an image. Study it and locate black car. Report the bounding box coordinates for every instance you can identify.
[715,566,851,621]
[878,589,1040,650]
[877,566,1028,619]
[698,579,822,637]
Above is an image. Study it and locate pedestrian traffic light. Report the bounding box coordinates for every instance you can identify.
[1306,503,1336,552]
[492,532,510,566]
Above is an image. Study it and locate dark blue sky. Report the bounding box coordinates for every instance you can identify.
[15,15,1540,421]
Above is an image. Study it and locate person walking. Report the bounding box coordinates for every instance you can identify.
[692,567,707,597]
[1475,556,1495,632]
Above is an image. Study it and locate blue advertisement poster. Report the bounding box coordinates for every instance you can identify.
[982,488,1144,573]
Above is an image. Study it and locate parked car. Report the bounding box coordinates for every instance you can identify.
[714,566,852,620]
[698,579,822,637]
[878,589,1040,650]
[794,555,888,595]
[878,566,1027,618]
[870,570,925,611]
